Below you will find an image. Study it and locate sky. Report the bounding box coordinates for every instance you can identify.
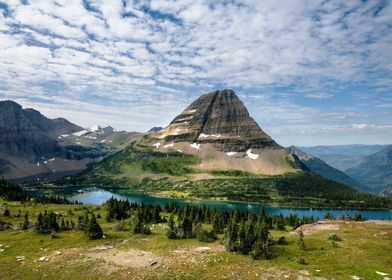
[0,0,391,146]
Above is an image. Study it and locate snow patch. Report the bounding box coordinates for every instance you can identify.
[176,116,193,122]
[88,125,101,132]
[246,149,259,160]
[198,133,221,139]
[163,143,174,148]
[73,130,89,136]
[43,161,47,164]
[36,162,40,167]
[152,143,161,148]
[226,152,237,156]
[86,135,97,140]
[177,149,183,153]
[58,134,69,139]
[48,158,55,162]
[100,139,106,143]
[190,143,201,150]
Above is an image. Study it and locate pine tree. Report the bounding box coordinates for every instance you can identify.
[237,221,248,254]
[133,210,143,234]
[166,215,177,239]
[212,214,224,234]
[181,216,193,238]
[85,214,103,240]
[275,214,285,231]
[298,229,307,250]
[251,216,270,259]
[3,208,10,217]
[224,219,238,252]
[244,218,255,254]
[22,212,29,230]
[35,213,44,233]
[60,218,66,230]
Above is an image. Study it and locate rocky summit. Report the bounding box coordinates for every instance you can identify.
[157,89,280,151]
[144,89,300,175]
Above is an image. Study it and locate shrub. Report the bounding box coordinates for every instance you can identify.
[297,258,306,265]
[328,234,342,242]
[277,236,288,245]
[3,208,10,217]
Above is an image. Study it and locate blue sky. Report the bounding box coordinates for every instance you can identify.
[0,0,391,146]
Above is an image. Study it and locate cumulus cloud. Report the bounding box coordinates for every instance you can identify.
[0,0,391,145]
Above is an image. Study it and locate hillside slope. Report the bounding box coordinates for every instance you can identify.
[288,146,368,192]
[346,145,392,193]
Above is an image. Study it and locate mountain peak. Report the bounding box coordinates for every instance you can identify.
[158,89,280,152]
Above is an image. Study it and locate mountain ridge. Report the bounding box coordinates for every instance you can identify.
[0,100,142,182]
[288,146,368,192]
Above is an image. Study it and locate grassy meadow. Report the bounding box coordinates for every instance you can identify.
[1,198,391,280]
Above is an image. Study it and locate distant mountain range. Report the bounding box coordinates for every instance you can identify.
[288,146,368,192]
[0,100,142,182]
[299,144,388,171]
[345,145,392,193]
[300,144,392,194]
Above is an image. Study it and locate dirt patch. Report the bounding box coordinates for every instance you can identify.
[87,247,162,269]
[365,220,392,226]
[191,173,215,180]
[289,220,340,236]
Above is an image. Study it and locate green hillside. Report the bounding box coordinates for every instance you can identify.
[50,144,392,209]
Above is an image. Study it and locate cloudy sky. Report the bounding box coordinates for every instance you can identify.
[0,0,391,146]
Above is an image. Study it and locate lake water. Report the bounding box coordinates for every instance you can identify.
[67,187,392,220]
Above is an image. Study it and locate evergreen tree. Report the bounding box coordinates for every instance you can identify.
[22,212,29,230]
[35,213,44,233]
[3,208,10,217]
[60,218,66,230]
[212,213,224,234]
[180,216,193,238]
[298,229,307,250]
[251,216,270,259]
[224,219,238,252]
[133,210,143,234]
[85,214,103,240]
[237,221,248,254]
[244,218,255,254]
[275,214,285,231]
[166,215,177,239]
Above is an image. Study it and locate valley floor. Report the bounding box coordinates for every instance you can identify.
[0,200,391,280]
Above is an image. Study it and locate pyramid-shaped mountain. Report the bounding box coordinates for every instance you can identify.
[142,89,300,175]
[161,89,280,150]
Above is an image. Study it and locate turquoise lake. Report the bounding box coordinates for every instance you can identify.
[66,187,392,220]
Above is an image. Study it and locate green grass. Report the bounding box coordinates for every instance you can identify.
[0,199,391,279]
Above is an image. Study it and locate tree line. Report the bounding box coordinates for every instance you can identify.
[0,177,78,204]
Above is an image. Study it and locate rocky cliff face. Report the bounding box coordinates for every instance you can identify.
[157,89,280,152]
[0,101,68,159]
[0,100,142,182]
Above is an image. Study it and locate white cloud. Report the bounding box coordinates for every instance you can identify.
[0,0,390,145]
